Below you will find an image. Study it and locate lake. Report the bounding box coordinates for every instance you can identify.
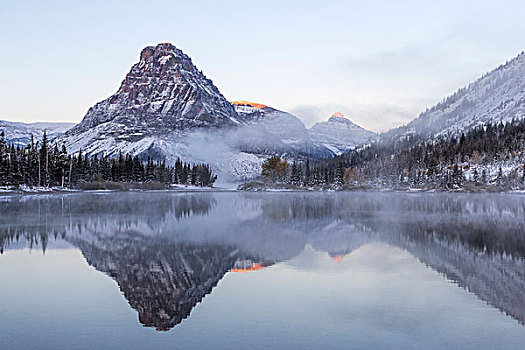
[1,191,524,349]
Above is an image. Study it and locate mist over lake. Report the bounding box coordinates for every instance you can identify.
[1,192,524,349]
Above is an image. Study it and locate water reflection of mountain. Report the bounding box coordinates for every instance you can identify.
[1,192,524,328]
[71,232,265,331]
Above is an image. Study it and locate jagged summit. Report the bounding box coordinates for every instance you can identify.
[54,43,379,179]
[139,43,185,62]
[61,43,242,154]
[331,112,346,119]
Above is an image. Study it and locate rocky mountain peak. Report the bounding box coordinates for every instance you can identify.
[231,100,269,114]
[138,43,190,67]
[328,112,360,126]
[60,43,244,157]
[64,43,241,141]
[308,113,378,155]
[139,43,180,61]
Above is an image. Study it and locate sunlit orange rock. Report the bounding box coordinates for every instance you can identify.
[231,100,268,109]
[332,112,346,118]
[230,262,265,273]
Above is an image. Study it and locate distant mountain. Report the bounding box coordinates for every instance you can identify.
[0,120,74,146]
[232,101,333,158]
[385,51,525,140]
[308,112,378,155]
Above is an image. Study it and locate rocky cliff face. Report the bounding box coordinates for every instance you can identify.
[60,43,242,156]
[308,112,378,155]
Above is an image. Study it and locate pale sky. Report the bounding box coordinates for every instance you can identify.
[1,0,524,132]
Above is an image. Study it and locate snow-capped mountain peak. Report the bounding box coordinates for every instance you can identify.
[61,42,242,153]
[0,120,75,146]
[308,113,378,155]
[233,101,333,159]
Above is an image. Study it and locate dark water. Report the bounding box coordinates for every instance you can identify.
[1,192,525,349]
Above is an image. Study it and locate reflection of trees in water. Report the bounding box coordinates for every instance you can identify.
[2,192,525,329]
[0,193,215,253]
[250,192,525,326]
[258,194,336,222]
[337,194,525,259]
[327,194,525,326]
[254,193,525,258]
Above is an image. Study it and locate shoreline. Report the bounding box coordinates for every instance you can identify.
[1,186,524,196]
[0,185,235,196]
[236,181,525,194]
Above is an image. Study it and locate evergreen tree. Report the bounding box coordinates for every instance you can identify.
[0,136,217,189]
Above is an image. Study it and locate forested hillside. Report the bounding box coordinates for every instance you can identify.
[0,131,216,190]
[254,119,525,191]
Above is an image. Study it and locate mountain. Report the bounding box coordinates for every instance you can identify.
[0,120,74,146]
[385,51,525,140]
[232,101,333,158]
[308,112,378,155]
[45,43,383,180]
[60,43,243,157]
[56,44,342,181]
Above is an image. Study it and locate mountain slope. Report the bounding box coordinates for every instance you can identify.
[308,112,378,155]
[386,51,525,139]
[0,120,75,146]
[232,101,333,158]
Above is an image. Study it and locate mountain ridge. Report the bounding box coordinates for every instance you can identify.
[383,51,525,140]
[0,120,75,146]
[2,44,524,182]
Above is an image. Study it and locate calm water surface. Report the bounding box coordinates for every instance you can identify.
[1,192,524,349]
